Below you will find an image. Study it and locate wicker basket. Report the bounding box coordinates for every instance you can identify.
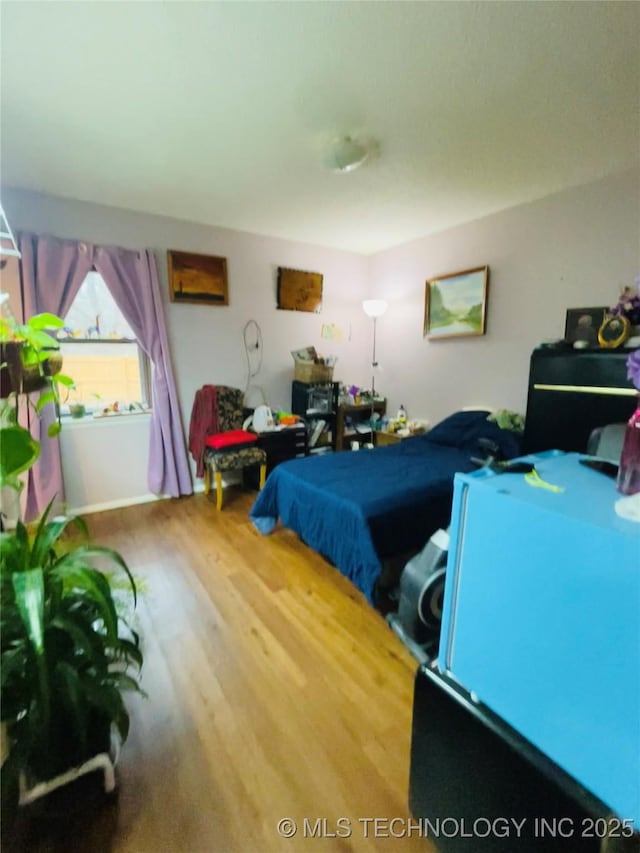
[293,362,334,383]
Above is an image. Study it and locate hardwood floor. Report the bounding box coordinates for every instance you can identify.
[8,489,433,852]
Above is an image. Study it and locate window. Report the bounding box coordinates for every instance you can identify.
[58,271,151,416]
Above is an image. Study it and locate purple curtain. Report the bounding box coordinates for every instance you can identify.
[18,233,93,520]
[18,233,192,521]
[94,245,192,497]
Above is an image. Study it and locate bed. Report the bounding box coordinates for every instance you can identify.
[250,410,522,604]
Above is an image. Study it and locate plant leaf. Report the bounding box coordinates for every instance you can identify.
[0,316,14,338]
[5,521,32,577]
[11,569,45,655]
[10,569,52,747]
[107,672,143,695]
[0,426,40,485]
[49,615,99,663]
[53,545,137,608]
[29,506,88,570]
[81,677,130,743]
[47,422,61,438]
[1,532,26,577]
[18,327,60,353]
[107,636,143,670]
[35,391,57,413]
[0,645,29,690]
[27,314,65,331]
[51,373,75,388]
[72,546,138,607]
[28,497,56,568]
[50,561,118,638]
[54,661,88,754]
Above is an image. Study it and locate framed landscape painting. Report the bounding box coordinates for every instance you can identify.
[424,265,489,340]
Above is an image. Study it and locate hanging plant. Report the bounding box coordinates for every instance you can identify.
[0,311,75,492]
[0,312,68,399]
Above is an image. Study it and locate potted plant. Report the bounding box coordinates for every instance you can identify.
[68,395,87,420]
[0,298,143,826]
[68,402,87,419]
[0,308,67,400]
[1,502,142,790]
[0,304,74,493]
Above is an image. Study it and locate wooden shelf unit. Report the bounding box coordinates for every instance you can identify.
[335,400,386,451]
[291,380,340,452]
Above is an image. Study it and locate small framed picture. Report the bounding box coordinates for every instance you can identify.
[564,307,607,347]
[167,250,229,306]
[597,314,630,348]
[277,267,323,313]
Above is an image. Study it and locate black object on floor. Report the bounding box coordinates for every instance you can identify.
[409,666,611,853]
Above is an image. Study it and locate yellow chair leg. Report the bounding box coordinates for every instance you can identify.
[259,463,267,490]
[203,465,211,495]
[215,471,223,511]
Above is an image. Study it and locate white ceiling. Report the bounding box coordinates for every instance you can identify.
[1,1,638,255]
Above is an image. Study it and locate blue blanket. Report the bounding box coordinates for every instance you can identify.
[250,410,521,603]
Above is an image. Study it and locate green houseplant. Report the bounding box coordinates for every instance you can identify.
[1,503,142,785]
[0,306,73,492]
[0,298,143,819]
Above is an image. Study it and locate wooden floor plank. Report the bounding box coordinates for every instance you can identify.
[6,492,433,852]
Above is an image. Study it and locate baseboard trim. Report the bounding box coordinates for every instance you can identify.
[69,479,208,516]
[69,492,171,516]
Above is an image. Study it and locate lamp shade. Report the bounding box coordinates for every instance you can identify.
[363,299,388,318]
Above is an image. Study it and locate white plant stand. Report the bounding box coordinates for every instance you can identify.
[19,752,116,806]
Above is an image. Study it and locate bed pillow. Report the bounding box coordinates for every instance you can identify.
[205,429,258,451]
[426,410,492,445]
[426,410,522,459]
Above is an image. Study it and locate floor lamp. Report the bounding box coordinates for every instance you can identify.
[363,299,388,436]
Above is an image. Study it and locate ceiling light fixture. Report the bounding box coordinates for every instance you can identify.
[328,136,370,173]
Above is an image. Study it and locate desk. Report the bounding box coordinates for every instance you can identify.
[243,424,307,489]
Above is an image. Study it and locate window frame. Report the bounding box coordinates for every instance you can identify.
[58,337,152,419]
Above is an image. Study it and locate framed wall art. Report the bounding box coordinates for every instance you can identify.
[597,314,630,348]
[564,306,607,347]
[167,250,229,306]
[277,267,323,313]
[424,265,489,339]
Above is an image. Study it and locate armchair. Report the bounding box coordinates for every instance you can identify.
[195,385,267,510]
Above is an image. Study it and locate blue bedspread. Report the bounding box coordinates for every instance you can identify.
[250,411,521,603]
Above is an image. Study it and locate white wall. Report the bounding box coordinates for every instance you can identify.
[59,414,155,514]
[3,168,637,511]
[369,168,640,426]
[1,188,370,511]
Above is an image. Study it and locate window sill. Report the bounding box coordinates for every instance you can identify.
[61,411,152,428]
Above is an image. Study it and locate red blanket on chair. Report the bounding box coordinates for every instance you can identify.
[188,385,219,477]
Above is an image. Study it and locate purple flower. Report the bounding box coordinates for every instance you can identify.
[627,349,640,391]
[611,279,640,326]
